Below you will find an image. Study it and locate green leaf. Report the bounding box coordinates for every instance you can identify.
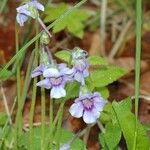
[99,122,121,150]
[0,69,14,80]
[112,97,150,150]
[100,103,112,124]
[90,66,127,87]
[88,56,108,66]
[55,50,71,63]
[64,81,80,100]
[44,3,89,38]
[95,87,109,99]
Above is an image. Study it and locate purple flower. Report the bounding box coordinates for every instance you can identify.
[72,59,89,85]
[31,64,47,78]
[69,92,107,124]
[16,0,44,26]
[36,63,73,99]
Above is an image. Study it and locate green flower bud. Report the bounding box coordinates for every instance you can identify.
[40,31,50,45]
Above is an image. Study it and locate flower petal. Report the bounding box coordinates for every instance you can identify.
[83,110,97,124]
[69,102,84,118]
[43,68,60,78]
[31,64,46,78]
[74,72,85,85]
[31,1,45,11]
[16,13,28,26]
[51,86,66,99]
[36,78,51,89]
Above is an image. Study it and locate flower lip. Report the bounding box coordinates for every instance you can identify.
[82,99,94,111]
[49,76,63,86]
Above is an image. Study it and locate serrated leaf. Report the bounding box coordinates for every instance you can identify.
[55,50,71,63]
[112,97,150,150]
[99,122,121,150]
[64,81,80,100]
[90,66,127,87]
[44,3,89,38]
[88,56,108,66]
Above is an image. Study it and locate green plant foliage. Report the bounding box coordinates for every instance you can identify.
[100,103,112,124]
[90,66,127,87]
[99,122,121,150]
[95,87,109,99]
[18,127,85,150]
[64,81,80,100]
[0,112,7,126]
[112,97,150,150]
[55,50,71,63]
[54,128,85,150]
[0,69,14,81]
[44,3,89,38]
[87,56,108,66]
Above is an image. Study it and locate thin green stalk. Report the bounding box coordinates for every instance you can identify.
[133,0,142,149]
[55,100,65,150]
[41,83,46,150]
[29,23,39,150]
[0,0,8,14]
[15,23,21,108]
[0,0,87,78]
[29,77,37,150]
[14,50,35,148]
[49,98,53,150]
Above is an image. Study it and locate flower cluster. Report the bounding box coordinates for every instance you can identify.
[16,1,107,124]
[16,0,44,26]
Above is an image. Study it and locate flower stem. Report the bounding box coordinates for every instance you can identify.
[54,100,65,150]
[14,49,35,149]
[133,0,142,149]
[29,23,39,150]
[41,83,46,150]
[49,98,53,150]
[38,17,52,38]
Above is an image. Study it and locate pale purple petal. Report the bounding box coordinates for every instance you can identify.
[74,72,85,85]
[83,110,97,124]
[51,86,66,99]
[83,68,89,77]
[30,1,44,11]
[36,78,51,89]
[16,4,31,15]
[69,102,84,118]
[16,13,28,26]
[31,65,46,78]
[59,143,70,150]
[43,68,60,78]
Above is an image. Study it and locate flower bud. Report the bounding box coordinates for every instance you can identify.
[40,31,50,45]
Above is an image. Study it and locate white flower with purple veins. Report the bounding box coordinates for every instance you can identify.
[36,64,73,99]
[16,0,44,26]
[69,92,107,124]
[72,59,89,85]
